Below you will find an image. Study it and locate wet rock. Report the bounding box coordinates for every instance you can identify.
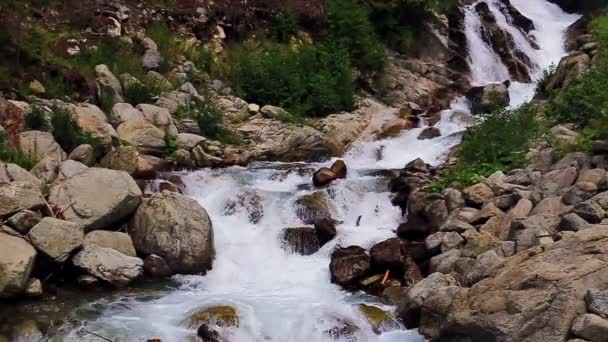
[130,191,215,274]
[19,131,66,162]
[370,238,404,272]
[0,233,36,298]
[467,82,511,114]
[571,314,608,342]
[0,181,46,217]
[189,305,239,328]
[28,218,84,263]
[282,227,320,255]
[197,324,221,342]
[417,127,441,140]
[77,274,99,290]
[12,320,43,342]
[73,245,143,288]
[313,168,337,187]
[330,246,371,286]
[7,210,42,235]
[48,168,142,232]
[406,158,430,174]
[24,278,42,297]
[330,160,347,179]
[559,213,590,232]
[83,231,136,257]
[315,218,337,246]
[295,192,333,225]
[587,289,608,319]
[573,201,606,224]
[143,254,172,278]
[358,304,400,333]
[463,183,495,207]
[224,191,264,224]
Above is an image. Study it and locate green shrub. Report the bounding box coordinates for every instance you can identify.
[223,42,354,117]
[146,22,180,72]
[184,44,215,74]
[327,0,386,71]
[124,81,155,106]
[0,132,36,170]
[24,105,52,131]
[163,134,178,158]
[592,13,608,54]
[272,10,298,43]
[534,63,557,98]
[50,109,104,157]
[73,39,145,80]
[430,104,542,190]
[176,94,241,145]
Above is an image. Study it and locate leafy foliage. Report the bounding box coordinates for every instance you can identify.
[176,92,241,144]
[534,63,557,98]
[222,42,354,117]
[24,105,52,131]
[0,132,36,170]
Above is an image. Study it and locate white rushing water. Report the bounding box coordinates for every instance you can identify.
[62,1,579,341]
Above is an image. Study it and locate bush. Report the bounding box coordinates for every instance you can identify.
[592,13,608,53]
[50,109,104,157]
[176,94,241,145]
[223,42,354,117]
[24,105,52,131]
[123,81,155,106]
[430,104,542,190]
[534,63,557,98]
[146,22,181,72]
[72,39,145,80]
[327,0,386,71]
[0,132,36,170]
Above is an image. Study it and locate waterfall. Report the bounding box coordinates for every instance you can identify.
[59,1,579,341]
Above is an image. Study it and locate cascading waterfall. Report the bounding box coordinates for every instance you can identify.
[59,1,579,341]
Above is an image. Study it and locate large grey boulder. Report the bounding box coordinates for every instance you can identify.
[130,191,215,274]
[137,104,178,136]
[0,162,40,185]
[28,218,84,263]
[110,103,144,127]
[67,144,95,166]
[67,103,117,149]
[0,233,36,298]
[95,64,124,105]
[117,119,166,155]
[72,244,143,288]
[0,181,46,216]
[83,230,136,257]
[19,131,66,162]
[48,168,142,232]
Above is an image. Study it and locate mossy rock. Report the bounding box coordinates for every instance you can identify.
[358,304,400,333]
[188,305,239,328]
[462,232,501,258]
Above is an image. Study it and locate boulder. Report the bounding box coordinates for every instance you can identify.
[370,238,404,272]
[0,233,36,298]
[130,191,215,274]
[72,244,143,288]
[467,82,510,114]
[571,314,608,342]
[314,218,337,246]
[260,105,289,119]
[358,304,400,333]
[137,104,178,136]
[192,145,223,167]
[143,254,172,278]
[443,188,465,212]
[564,182,598,205]
[31,156,59,184]
[83,231,136,257]
[330,160,347,179]
[463,183,495,207]
[77,274,100,290]
[99,145,140,175]
[573,201,606,224]
[176,133,206,151]
[441,232,464,252]
[0,162,40,185]
[110,103,144,127]
[95,64,124,105]
[67,103,117,149]
[559,213,590,232]
[282,227,320,255]
[466,250,503,285]
[7,210,42,235]
[312,168,337,187]
[28,218,84,263]
[67,144,95,166]
[587,289,608,319]
[117,119,166,155]
[12,320,43,342]
[19,131,66,162]
[188,305,239,329]
[546,52,591,92]
[48,168,142,232]
[417,127,441,140]
[24,278,43,297]
[56,160,88,182]
[416,226,608,341]
[330,246,371,286]
[294,192,333,225]
[0,181,46,216]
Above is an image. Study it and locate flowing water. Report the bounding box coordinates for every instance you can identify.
[10,1,578,341]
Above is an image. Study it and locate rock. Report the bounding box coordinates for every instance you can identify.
[197,324,221,342]
[95,64,124,105]
[260,105,289,119]
[56,160,88,182]
[530,196,564,217]
[67,144,95,166]
[143,254,172,278]
[571,314,608,342]
[136,155,170,177]
[417,226,608,341]
[462,231,501,258]
[100,145,140,175]
[130,191,215,274]
[237,116,343,163]
[358,304,400,333]
[142,41,162,70]
[430,249,462,275]
[564,182,598,205]
[471,202,503,225]
[0,233,36,298]
[117,119,166,155]
[67,103,117,149]
[312,168,337,187]
[330,160,347,179]
[493,193,520,211]
[330,246,371,286]
[192,145,223,167]
[559,213,590,232]
[83,231,136,257]
[28,80,45,94]
[282,227,320,255]
[24,278,42,297]
[48,168,141,231]
[7,210,42,235]
[248,103,260,113]
[580,169,607,186]
[510,214,561,252]
[295,192,333,225]
[547,52,592,92]
[30,156,59,184]
[510,198,534,219]
[73,245,143,287]
[77,274,99,290]
[440,217,476,233]
[0,162,40,185]
[466,250,502,286]
[176,133,205,151]
[463,183,495,207]
[573,201,606,224]
[443,188,465,212]
[553,153,591,171]
[12,320,44,342]
[188,305,239,329]
[542,166,579,193]
[467,82,510,114]
[425,232,446,255]
[175,149,194,167]
[19,131,66,162]
[315,218,337,246]
[28,218,84,263]
[0,181,45,217]
[587,289,608,319]
[137,104,178,136]
[405,158,430,174]
[417,127,441,140]
[399,272,458,317]
[110,103,144,127]
[370,238,404,272]
[441,232,465,252]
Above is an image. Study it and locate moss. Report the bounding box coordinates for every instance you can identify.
[188,305,239,328]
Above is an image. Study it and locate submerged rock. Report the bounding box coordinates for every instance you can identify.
[282,227,320,256]
[358,304,400,333]
[187,305,239,329]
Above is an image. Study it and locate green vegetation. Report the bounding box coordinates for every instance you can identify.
[176,93,241,145]
[0,132,37,170]
[146,22,181,72]
[222,42,354,117]
[24,105,52,131]
[534,63,556,98]
[163,134,178,158]
[430,104,542,191]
